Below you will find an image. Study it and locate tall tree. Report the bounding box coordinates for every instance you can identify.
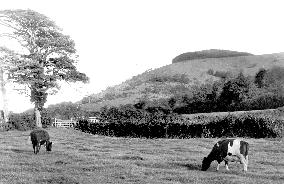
[0,67,7,123]
[0,9,89,127]
[0,47,19,123]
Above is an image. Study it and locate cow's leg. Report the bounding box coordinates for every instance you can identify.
[225,160,229,170]
[45,141,48,150]
[32,144,36,154]
[216,159,222,171]
[36,143,41,154]
[244,155,248,171]
[216,162,220,171]
[216,157,224,171]
[240,155,247,172]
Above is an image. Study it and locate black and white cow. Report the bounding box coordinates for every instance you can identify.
[201,139,249,172]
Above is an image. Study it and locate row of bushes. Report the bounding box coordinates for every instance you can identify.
[75,108,284,138]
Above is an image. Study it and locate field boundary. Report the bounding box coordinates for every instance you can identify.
[181,108,281,118]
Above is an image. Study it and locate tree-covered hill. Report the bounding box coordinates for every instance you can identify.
[80,51,284,111]
[172,49,253,63]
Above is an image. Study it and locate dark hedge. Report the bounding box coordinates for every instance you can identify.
[75,112,284,139]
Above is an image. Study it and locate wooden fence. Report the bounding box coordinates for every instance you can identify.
[53,118,76,128]
[53,117,100,128]
[88,117,100,123]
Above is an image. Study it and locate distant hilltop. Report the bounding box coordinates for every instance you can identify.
[172,49,254,63]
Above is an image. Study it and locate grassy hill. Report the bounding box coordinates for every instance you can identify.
[81,50,284,111]
[1,128,283,183]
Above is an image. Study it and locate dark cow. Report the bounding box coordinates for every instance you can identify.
[201,139,249,172]
[30,129,52,154]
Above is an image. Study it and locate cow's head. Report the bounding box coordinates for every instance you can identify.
[201,157,211,171]
[46,142,52,151]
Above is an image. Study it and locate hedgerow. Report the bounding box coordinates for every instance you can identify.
[75,106,284,138]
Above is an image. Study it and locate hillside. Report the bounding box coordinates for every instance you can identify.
[81,51,284,111]
[1,128,283,183]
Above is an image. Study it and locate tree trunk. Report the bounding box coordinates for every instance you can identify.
[0,68,8,123]
[34,106,42,128]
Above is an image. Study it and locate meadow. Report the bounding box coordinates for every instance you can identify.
[0,128,283,184]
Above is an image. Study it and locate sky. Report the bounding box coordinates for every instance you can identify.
[1,0,284,113]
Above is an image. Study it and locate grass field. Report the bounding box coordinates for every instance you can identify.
[0,128,283,184]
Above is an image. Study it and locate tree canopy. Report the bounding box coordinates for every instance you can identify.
[0,9,89,127]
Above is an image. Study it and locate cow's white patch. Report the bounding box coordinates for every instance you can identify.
[227,139,241,156]
[225,139,248,172]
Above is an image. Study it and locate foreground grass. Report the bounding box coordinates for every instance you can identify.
[0,128,283,184]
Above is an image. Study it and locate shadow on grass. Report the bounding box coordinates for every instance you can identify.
[172,162,201,171]
[9,148,32,154]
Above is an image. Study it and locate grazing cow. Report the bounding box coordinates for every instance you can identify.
[30,129,52,154]
[201,139,249,172]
